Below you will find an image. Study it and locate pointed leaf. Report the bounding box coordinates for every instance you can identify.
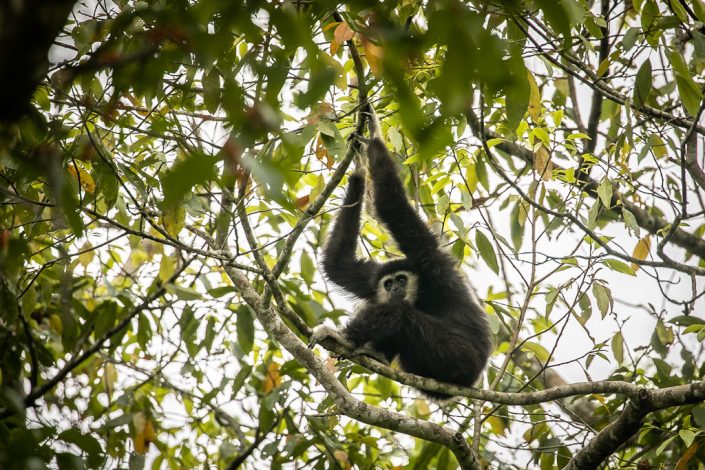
[475,230,499,274]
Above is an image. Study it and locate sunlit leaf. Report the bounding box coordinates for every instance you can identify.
[602,259,636,276]
[262,361,282,394]
[631,235,651,271]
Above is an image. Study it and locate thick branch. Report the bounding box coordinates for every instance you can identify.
[567,383,705,469]
[564,401,645,470]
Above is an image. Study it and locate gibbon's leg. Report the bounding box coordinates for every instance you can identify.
[343,304,404,345]
[322,171,379,300]
[365,138,439,257]
[399,310,486,387]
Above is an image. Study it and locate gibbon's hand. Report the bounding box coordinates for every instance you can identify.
[308,324,354,349]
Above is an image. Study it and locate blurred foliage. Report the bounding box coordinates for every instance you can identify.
[1,0,705,468]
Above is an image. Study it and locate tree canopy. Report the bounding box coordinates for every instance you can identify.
[2,0,705,469]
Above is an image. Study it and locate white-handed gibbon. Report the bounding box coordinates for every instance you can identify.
[311,124,492,399]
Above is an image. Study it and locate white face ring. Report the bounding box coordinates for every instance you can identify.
[376,270,418,303]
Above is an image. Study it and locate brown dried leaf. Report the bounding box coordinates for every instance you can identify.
[334,22,355,44]
[361,35,384,76]
[295,194,310,210]
[534,145,553,180]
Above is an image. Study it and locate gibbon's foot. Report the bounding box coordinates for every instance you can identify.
[308,325,354,349]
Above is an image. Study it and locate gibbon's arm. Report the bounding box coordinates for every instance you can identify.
[366,139,439,258]
[322,172,379,300]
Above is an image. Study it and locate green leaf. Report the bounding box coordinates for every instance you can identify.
[162,153,218,207]
[592,282,612,318]
[633,59,652,108]
[587,198,600,230]
[237,305,255,355]
[675,74,703,117]
[202,68,221,114]
[510,202,525,252]
[58,428,105,468]
[300,251,314,286]
[670,315,705,326]
[680,429,697,448]
[623,27,640,51]
[622,208,640,236]
[505,64,530,133]
[232,364,253,396]
[597,178,613,208]
[656,434,678,455]
[611,331,624,364]
[522,342,550,363]
[475,230,499,274]
[693,405,705,428]
[602,259,636,276]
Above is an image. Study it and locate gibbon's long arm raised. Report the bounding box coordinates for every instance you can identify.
[366,139,439,259]
[322,171,380,301]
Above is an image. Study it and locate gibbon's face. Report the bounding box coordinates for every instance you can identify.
[376,271,418,303]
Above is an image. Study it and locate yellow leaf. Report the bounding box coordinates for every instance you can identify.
[158,254,175,283]
[334,450,352,470]
[144,419,157,442]
[414,399,431,416]
[315,135,333,169]
[486,415,507,436]
[49,314,63,334]
[534,145,553,180]
[132,412,157,454]
[527,70,541,121]
[295,194,310,210]
[67,165,96,194]
[104,363,117,398]
[133,412,147,454]
[134,431,147,454]
[322,21,340,32]
[78,242,95,267]
[162,206,185,237]
[330,22,353,55]
[631,235,651,271]
[262,362,281,394]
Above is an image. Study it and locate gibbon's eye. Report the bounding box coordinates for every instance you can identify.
[396,275,407,286]
[383,279,393,291]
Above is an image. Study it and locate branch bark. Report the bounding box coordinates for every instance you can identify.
[566,383,705,469]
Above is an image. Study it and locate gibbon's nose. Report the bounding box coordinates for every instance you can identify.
[390,286,405,299]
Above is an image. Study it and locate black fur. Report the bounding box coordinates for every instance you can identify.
[322,138,492,399]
